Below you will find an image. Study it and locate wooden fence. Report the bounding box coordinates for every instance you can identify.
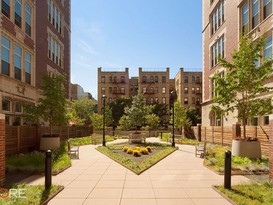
[5,125,93,156]
[192,125,270,156]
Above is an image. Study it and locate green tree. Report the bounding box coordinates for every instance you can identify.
[109,97,131,127]
[90,106,112,130]
[186,107,201,126]
[117,115,133,131]
[70,98,96,125]
[145,114,160,136]
[169,101,190,132]
[24,75,68,135]
[151,102,168,126]
[212,35,273,139]
[124,94,151,131]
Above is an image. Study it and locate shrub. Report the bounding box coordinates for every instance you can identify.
[127,148,133,154]
[146,146,152,152]
[135,146,141,151]
[133,150,141,157]
[123,146,129,152]
[140,147,149,155]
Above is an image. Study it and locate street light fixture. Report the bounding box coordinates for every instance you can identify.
[171,91,175,147]
[102,95,106,146]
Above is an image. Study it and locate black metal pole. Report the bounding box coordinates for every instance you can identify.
[224,150,232,189]
[102,96,106,146]
[172,100,175,147]
[45,150,52,190]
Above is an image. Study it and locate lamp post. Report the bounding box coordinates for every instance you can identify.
[102,95,106,146]
[171,91,175,147]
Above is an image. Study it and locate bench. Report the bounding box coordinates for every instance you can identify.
[195,141,207,158]
[167,134,182,144]
[129,133,146,144]
[67,140,79,159]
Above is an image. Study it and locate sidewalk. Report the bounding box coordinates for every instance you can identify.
[22,138,250,205]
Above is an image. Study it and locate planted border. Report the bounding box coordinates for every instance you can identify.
[96,143,177,174]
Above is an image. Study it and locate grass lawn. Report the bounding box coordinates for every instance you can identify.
[204,144,269,174]
[0,184,63,205]
[97,142,177,174]
[158,133,199,145]
[69,134,115,146]
[6,141,71,174]
[216,182,273,205]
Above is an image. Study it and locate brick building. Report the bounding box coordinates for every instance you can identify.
[202,0,273,126]
[97,67,202,115]
[0,0,71,125]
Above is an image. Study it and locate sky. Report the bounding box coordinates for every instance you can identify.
[71,0,202,100]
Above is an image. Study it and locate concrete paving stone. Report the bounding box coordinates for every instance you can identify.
[47,198,85,205]
[149,174,182,181]
[100,174,126,181]
[120,199,157,205]
[104,169,127,175]
[151,181,185,188]
[153,188,189,199]
[88,188,123,198]
[122,188,155,199]
[76,174,102,181]
[179,174,222,181]
[184,188,223,198]
[157,199,195,205]
[124,180,153,188]
[66,180,97,188]
[83,198,120,205]
[96,180,124,188]
[125,174,151,181]
[55,188,91,199]
[81,169,106,175]
[192,198,232,205]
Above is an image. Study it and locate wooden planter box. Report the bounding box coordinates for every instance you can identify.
[231,139,261,159]
[40,136,60,151]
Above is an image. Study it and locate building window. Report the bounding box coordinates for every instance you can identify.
[25,3,31,36]
[14,45,22,80]
[109,87,112,93]
[48,35,62,66]
[155,87,158,93]
[184,87,188,94]
[155,76,158,83]
[121,76,125,83]
[251,117,258,126]
[48,0,62,34]
[101,76,105,83]
[192,97,196,104]
[162,76,166,83]
[197,97,201,104]
[196,76,201,83]
[2,99,11,111]
[192,87,195,94]
[196,87,201,94]
[264,0,272,19]
[143,87,147,93]
[264,116,269,125]
[150,97,154,104]
[120,87,125,94]
[155,97,158,102]
[242,3,249,35]
[109,97,112,103]
[252,0,260,29]
[2,0,10,18]
[184,97,188,105]
[192,76,195,83]
[15,102,22,113]
[184,76,188,83]
[264,36,272,60]
[150,76,154,82]
[162,87,166,94]
[101,87,105,94]
[25,52,31,84]
[142,76,147,83]
[1,36,10,76]
[14,0,22,27]
[109,76,112,83]
[211,0,225,35]
[211,34,225,67]
[162,97,166,104]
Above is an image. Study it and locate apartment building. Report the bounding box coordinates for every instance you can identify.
[98,67,202,114]
[71,83,93,100]
[175,68,202,112]
[202,0,273,126]
[0,0,71,125]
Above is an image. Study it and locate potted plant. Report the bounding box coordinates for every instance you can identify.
[24,75,68,150]
[212,35,273,158]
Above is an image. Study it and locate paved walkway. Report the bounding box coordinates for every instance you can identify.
[22,138,250,205]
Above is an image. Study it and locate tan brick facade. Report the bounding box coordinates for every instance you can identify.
[270,115,273,183]
[202,0,273,126]
[0,114,5,186]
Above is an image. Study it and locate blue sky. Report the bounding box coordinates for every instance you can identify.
[71,0,202,99]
